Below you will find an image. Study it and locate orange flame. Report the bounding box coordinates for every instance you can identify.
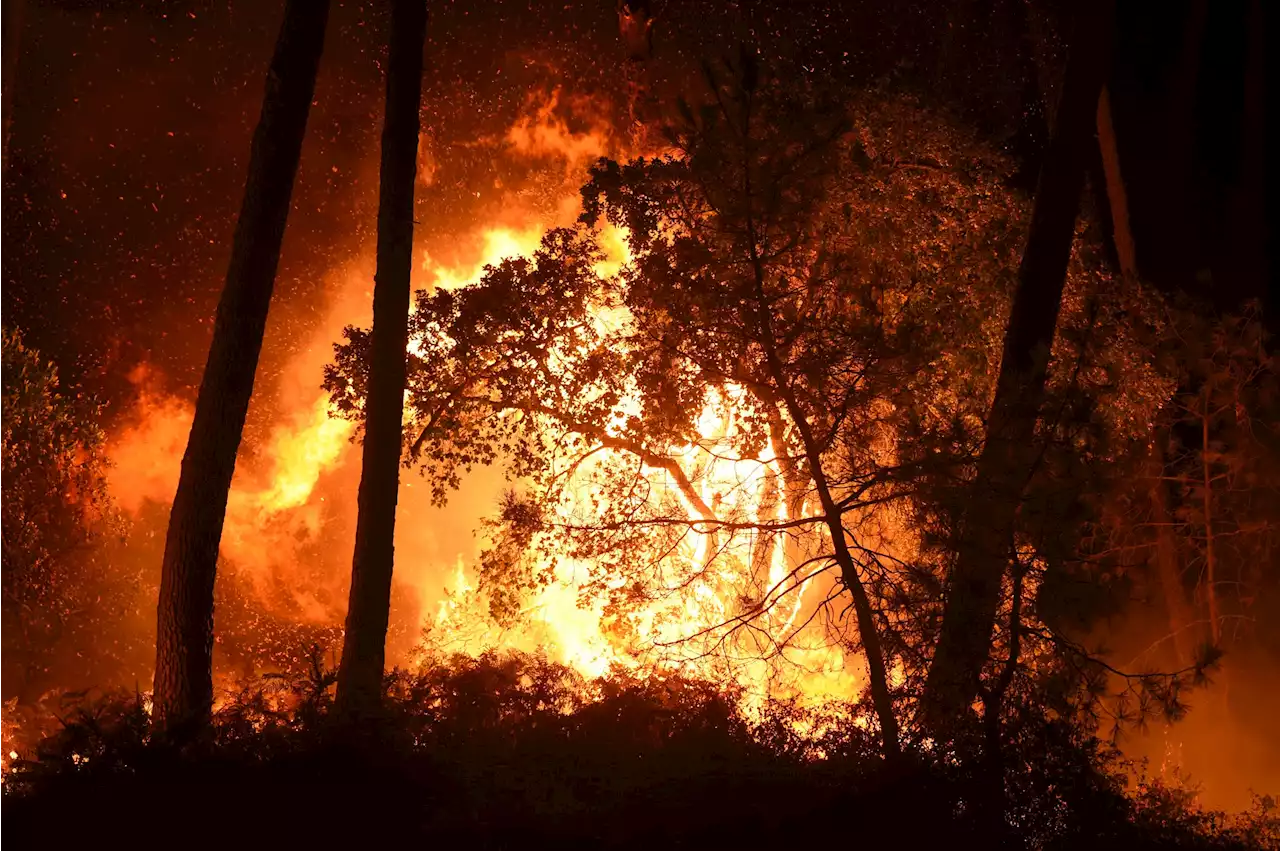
[505,88,614,175]
[98,87,856,714]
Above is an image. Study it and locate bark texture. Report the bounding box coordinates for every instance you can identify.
[152,0,330,735]
[334,0,428,715]
[921,0,1116,731]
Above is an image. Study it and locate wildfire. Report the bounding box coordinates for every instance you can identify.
[245,396,354,515]
[505,88,614,176]
[96,85,858,714]
[423,224,547,289]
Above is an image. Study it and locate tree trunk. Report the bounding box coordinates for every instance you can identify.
[757,322,900,760]
[0,0,24,179]
[152,0,330,736]
[1200,388,1221,649]
[1095,85,1137,278]
[1148,432,1195,667]
[920,0,1115,731]
[334,0,428,716]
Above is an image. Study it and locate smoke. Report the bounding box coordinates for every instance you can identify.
[95,87,640,684]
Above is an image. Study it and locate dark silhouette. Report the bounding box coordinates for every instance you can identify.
[153,0,331,735]
[921,0,1117,729]
[6,656,1276,848]
[1095,85,1137,279]
[334,0,429,715]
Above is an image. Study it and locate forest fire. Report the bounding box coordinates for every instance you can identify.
[2,0,1275,845]
[103,130,857,711]
[69,60,870,718]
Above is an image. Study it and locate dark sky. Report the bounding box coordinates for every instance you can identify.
[2,1,634,407]
[2,0,1270,413]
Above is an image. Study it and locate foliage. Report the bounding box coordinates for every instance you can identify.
[1,327,128,700]
[3,651,1272,848]
[1150,303,1280,653]
[326,59,1180,750]
[1067,301,1280,707]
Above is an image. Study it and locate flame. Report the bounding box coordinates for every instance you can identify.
[106,271,367,628]
[95,86,855,715]
[235,395,353,516]
[505,88,614,175]
[106,365,196,513]
[414,277,856,707]
[423,224,547,290]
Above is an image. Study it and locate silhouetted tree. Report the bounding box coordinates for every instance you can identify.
[327,52,1173,765]
[328,64,1043,760]
[1095,85,1136,279]
[153,0,330,736]
[1,328,122,701]
[1143,306,1278,672]
[335,0,429,716]
[921,0,1117,730]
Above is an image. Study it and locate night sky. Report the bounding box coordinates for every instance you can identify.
[4,1,1267,422]
[3,2,633,412]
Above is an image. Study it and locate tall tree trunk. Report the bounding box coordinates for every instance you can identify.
[1164,0,1209,283]
[1148,430,1195,667]
[334,0,428,715]
[1096,85,1137,278]
[921,0,1115,731]
[1200,388,1221,649]
[152,0,330,736]
[0,0,24,180]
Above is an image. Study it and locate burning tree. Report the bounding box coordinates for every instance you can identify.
[327,56,1167,756]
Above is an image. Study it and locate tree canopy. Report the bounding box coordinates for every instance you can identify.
[2,327,123,700]
[326,64,1182,755]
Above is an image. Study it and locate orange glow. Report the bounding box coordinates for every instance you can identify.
[106,365,195,514]
[92,88,856,722]
[505,88,614,175]
[423,224,547,290]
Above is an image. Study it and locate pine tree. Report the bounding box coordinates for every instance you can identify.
[153,0,331,736]
[921,0,1116,730]
[334,0,429,715]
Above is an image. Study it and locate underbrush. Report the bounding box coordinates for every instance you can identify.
[2,651,1275,849]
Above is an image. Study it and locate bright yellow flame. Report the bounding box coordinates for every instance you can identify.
[423,225,547,290]
[97,87,857,723]
[250,395,354,514]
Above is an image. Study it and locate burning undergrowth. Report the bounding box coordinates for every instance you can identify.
[3,651,1276,849]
